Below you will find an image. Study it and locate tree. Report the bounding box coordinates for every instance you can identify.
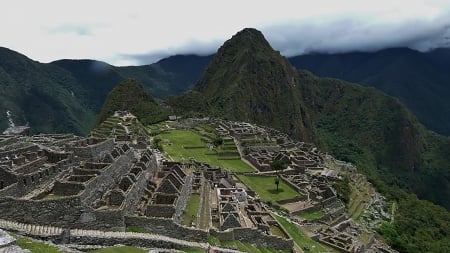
[270,159,286,172]
[213,137,223,147]
[270,159,286,191]
[275,176,280,191]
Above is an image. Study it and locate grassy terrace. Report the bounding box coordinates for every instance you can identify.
[89,246,147,253]
[208,236,289,253]
[159,130,254,173]
[199,183,211,229]
[297,211,325,221]
[274,215,336,253]
[182,193,200,226]
[237,175,299,204]
[15,236,61,253]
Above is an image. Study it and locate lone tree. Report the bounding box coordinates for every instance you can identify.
[270,159,287,191]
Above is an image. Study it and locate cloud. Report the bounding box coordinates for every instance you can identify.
[1,0,450,65]
[262,14,450,56]
[118,39,222,65]
[49,24,93,36]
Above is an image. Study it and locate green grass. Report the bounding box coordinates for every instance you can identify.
[207,236,285,253]
[183,193,201,226]
[199,183,211,229]
[88,246,147,253]
[269,225,288,238]
[274,215,335,253]
[40,194,65,200]
[237,175,299,204]
[15,236,61,253]
[125,226,147,233]
[297,211,325,221]
[159,130,254,172]
[182,247,205,253]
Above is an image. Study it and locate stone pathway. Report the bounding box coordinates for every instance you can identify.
[0,219,206,249]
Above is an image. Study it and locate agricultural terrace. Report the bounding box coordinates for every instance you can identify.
[158,129,254,173]
[237,175,299,205]
[274,215,336,253]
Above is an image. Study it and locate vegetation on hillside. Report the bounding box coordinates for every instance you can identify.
[289,48,450,136]
[192,28,315,143]
[97,79,168,125]
[0,47,96,135]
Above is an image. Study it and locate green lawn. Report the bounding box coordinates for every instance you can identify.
[237,175,299,204]
[207,236,287,253]
[88,246,147,253]
[270,225,289,238]
[199,183,211,229]
[183,193,201,226]
[159,130,254,172]
[274,215,335,253]
[297,211,325,221]
[182,247,205,253]
[15,236,61,253]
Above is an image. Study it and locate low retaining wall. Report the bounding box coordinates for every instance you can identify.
[125,216,208,242]
[210,227,293,250]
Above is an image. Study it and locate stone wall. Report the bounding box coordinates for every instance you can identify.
[67,139,114,161]
[0,166,17,191]
[122,169,152,216]
[210,227,293,250]
[125,216,208,242]
[0,144,39,159]
[173,171,193,224]
[15,160,72,197]
[0,196,126,230]
[146,205,175,218]
[79,149,133,206]
[0,196,83,227]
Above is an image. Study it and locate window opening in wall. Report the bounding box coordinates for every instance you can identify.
[0,181,4,189]
[23,178,27,186]
[31,176,34,183]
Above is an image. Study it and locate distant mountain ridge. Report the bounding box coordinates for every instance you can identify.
[0,47,210,135]
[2,45,449,137]
[289,47,450,136]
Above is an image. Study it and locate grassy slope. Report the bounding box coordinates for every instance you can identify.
[15,236,61,253]
[274,215,335,253]
[159,129,254,172]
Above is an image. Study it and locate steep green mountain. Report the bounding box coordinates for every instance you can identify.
[0,47,96,135]
[97,79,167,125]
[51,59,123,111]
[194,28,315,142]
[167,28,450,252]
[116,54,213,98]
[289,48,450,136]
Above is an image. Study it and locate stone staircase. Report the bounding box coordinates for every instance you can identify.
[0,219,63,236]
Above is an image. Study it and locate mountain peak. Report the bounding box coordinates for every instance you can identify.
[217,28,274,56]
[193,28,314,142]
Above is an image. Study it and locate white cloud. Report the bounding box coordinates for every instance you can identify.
[1,0,450,65]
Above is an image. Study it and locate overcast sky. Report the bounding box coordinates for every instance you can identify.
[2,0,450,66]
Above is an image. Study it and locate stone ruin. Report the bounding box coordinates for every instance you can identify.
[0,133,159,231]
